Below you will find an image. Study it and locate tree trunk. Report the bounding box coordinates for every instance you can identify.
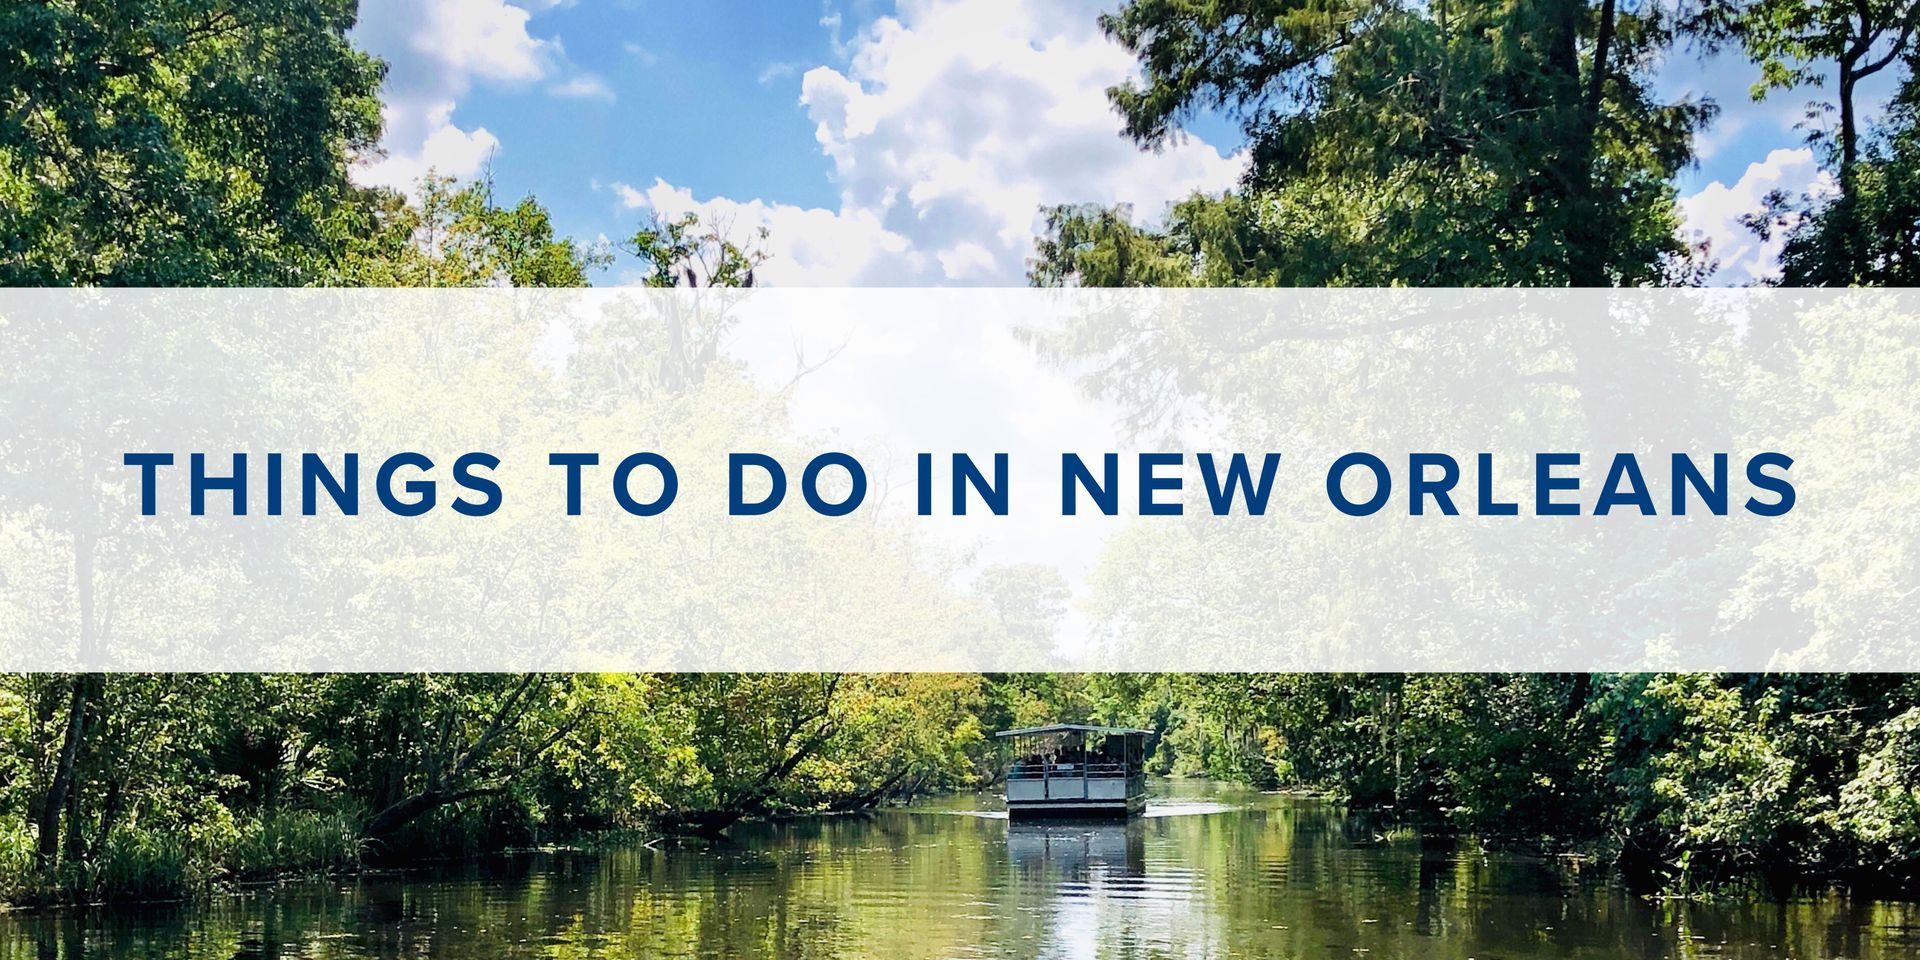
[1839,61,1859,190]
[62,777,85,865]
[1837,58,1862,279]
[1532,0,1609,286]
[1586,0,1617,119]
[830,767,913,812]
[38,533,97,866]
[364,785,503,840]
[1564,673,1593,719]
[1561,0,1609,287]
[37,676,88,865]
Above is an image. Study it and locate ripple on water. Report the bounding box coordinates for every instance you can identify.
[8,790,1920,960]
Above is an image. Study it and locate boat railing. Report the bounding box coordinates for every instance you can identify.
[1007,762,1133,780]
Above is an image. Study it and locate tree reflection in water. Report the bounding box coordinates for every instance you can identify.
[4,780,1919,960]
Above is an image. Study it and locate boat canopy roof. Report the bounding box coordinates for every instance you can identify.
[994,723,1152,738]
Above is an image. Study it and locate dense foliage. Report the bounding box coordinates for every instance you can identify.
[8,670,1920,902]
[1087,674,1920,893]
[1731,0,1920,283]
[1032,0,1709,287]
[0,0,384,285]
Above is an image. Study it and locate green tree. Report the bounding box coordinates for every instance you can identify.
[2,2,392,860]
[1749,76,1920,285]
[308,674,595,844]
[1034,0,1709,288]
[1735,0,1918,195]
[624,211,768,289]
[0,0,383,285]
[1730,0,1920,282]
[338,174,609,288]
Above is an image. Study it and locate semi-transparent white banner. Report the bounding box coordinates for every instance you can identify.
[0,288,1911,671]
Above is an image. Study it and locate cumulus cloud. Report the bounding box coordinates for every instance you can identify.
[611,0,1244,285]
[614,178,914,287]
[1678,148,1836,286]
[603,180,650,210]
[351,0,588,191]
[405,0,552,82]
[358,101,504,190]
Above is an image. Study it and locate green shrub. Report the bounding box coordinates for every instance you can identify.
[1826,707,1920,885]
[230,809,364,878]
[90,829,195,902]
[0,806,366,905]
[0,820,34,900]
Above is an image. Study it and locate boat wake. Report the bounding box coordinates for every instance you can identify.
[939,801,1237,820]
[1141,801,1236,818]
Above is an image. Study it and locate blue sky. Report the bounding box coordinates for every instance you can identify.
[350,0,1883,286]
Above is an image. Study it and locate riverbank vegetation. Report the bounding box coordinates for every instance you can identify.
[4,672,1920,905]
[1122,674,1920,895]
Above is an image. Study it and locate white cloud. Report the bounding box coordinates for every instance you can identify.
[1678,147,1836,286]
[820,11,849,60]
[407,0,553,82]
[937,241,998,281]
[356,101,501,189]
[549,73,616,102]
[625,179,914,287]
[758,62,801,86]
[606,180,650,209]
[611,0,1243,285]
[350,0,565,191]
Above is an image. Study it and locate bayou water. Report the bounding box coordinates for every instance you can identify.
[3,780,1917,959]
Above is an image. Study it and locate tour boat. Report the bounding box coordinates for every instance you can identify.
[997,723,1151,819]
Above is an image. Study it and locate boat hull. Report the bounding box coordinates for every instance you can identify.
[1006,794,1146,819]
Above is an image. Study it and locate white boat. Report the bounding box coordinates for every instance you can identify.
[997,723,1151,819]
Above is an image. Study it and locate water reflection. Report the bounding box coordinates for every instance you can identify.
[1005,822,1146,882]
[4,781,1919,959]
